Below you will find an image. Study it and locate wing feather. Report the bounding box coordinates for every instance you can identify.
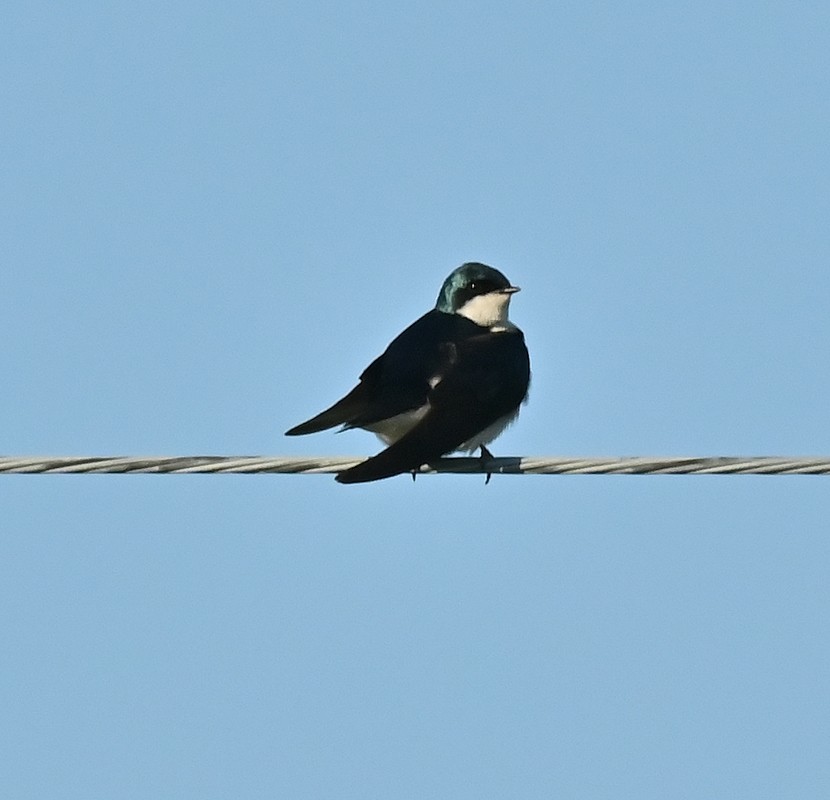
[336,329,529,483]
[285,311,474,436]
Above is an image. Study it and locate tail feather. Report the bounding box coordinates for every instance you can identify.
[335,413,466,484]
[335,446,426,484]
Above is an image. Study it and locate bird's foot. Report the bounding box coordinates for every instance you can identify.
[480,445,495,485]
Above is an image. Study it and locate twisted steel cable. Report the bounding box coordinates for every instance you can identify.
[1,455,829,476]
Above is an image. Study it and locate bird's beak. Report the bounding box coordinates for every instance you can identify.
[501,286,521,294]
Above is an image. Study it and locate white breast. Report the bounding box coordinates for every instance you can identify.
[363,404,520,452]
[457,408,521,453]
[364,405,430,445]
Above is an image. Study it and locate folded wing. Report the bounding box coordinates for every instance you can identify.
[285,310,480,436]
[336,328,530,483]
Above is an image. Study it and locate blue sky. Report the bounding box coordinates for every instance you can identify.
[2,2,829,797]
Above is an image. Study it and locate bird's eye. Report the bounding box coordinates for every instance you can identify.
[469,282,477,291]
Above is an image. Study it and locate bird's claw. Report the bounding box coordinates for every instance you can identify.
[480,445,494,485]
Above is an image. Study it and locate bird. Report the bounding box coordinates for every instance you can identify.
[285,262,531,483]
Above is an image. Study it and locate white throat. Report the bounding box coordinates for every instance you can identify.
[457,292,514,330]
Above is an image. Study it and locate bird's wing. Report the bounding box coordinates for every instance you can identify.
[284,382,371,436]
[285,310,474,436]
[335,328,530,483]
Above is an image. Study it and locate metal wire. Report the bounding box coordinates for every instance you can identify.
[1,455,829,476]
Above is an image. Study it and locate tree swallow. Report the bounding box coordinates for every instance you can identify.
[286,262,531,483]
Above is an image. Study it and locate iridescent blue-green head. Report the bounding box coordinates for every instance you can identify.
[435,262,521,327]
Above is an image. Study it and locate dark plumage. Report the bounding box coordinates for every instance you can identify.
[286,263,530,483]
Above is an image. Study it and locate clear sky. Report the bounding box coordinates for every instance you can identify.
[2,2,829,797]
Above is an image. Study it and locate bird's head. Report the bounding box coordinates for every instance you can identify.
[435,262,521,327]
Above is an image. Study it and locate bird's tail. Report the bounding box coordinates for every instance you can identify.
[335,411,469,483]
[335,444,424,483]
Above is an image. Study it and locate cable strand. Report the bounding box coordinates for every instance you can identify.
[2,455,830,476]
